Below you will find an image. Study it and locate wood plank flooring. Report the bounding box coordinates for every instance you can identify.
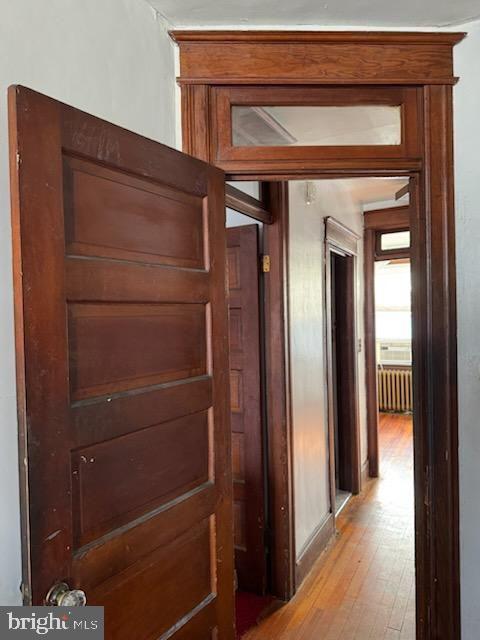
[245,413,415,640]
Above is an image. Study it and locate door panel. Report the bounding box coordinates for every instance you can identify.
[68,302,207,399]
[226,225,266,594]
[9,86,234,640]
[71,411,210,546]
[63,156,205,269]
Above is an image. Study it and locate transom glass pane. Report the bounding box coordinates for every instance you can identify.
[380,231,410,251]
[232,105,402,147]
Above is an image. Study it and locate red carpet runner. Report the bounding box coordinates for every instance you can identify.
[235,591,275,638]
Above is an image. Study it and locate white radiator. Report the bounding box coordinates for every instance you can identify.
[378,367,413,413]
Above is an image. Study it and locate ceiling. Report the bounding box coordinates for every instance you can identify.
[149,0,480,28]
[312,177,410,210]
[344,177,408,207]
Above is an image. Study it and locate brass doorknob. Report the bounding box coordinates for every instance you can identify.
[46,582,87,607]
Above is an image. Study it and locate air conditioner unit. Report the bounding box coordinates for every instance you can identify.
[376,340,412,366]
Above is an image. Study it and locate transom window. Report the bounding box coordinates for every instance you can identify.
[379,230,411,251]
[232,105,402,147]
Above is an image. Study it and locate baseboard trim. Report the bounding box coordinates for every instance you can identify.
[295,513,335,588]
[361,458,370,488]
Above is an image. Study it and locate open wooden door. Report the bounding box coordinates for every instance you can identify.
[226,225,266,595]
[9,86,234,640]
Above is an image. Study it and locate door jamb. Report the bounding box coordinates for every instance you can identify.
[261,182,295,599]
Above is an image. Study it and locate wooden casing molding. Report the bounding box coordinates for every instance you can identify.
[174,29,462,639]
[262,182,295,599]
[325,216,360,255]
[171,31,464,86]
[364,204,410,231]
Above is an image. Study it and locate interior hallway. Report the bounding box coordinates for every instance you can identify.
[244,413,415,640]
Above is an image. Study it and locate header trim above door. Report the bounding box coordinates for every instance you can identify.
[325,217,360,255]
[171,30,464,85]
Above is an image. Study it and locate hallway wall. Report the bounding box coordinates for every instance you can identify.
[453,20,480,639]
[0,0,176,605]
[288,180,366,557]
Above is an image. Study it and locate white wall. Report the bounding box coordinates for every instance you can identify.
[453,20,480,640]
[289,180,366,557]
[0,0,176,605]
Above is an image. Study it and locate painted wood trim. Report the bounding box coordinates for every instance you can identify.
[325,221,362,504]
[361,459,370,488]
[325,216,360,255]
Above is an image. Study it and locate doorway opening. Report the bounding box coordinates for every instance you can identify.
[226,194,266,595]
[327,233,360,517]
[331,252,356,513]
[365,199,412,481]
[225,183,280,637]
[241,176,416,640]
[176,31,461,636]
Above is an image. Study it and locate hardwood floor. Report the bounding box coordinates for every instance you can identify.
[244,413,414,640]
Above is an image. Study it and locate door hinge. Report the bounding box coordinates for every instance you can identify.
[262,255,271,273]
[20,582,31,603]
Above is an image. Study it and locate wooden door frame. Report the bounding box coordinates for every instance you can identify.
[173,30,462,638]
[364,204,411,478]
[225,181,294,600]
[325,218,361,513]
[261,183,295,599]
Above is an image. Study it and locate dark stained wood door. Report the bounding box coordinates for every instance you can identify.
[9,86,234,640]
[226,225,266,594]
